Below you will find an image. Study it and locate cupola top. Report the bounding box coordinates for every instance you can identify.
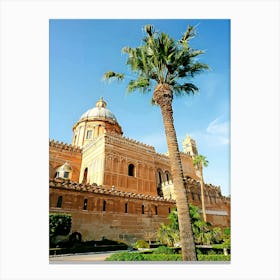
[79,97,117,122]
[95,96,107,108]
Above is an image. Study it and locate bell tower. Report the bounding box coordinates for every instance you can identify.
[182,135,198,157]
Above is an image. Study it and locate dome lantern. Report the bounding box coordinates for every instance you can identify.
[95,96,107,108]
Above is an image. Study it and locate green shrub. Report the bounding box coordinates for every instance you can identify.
[197,254,231,261]
[154,246,175,254]
[212,244,230,250]
[134,240,150,249]
[106,252,182,261]
[106,252,144,261]
[49,213,72,238]
[106,251,231,261]
[144,254,182,261]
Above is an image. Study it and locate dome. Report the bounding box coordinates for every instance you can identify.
[79,97,117,122]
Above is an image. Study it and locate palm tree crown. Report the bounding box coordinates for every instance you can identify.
[193,154,209,170]
[103,24,209,100]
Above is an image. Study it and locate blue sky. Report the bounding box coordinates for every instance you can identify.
[49,19,230,196]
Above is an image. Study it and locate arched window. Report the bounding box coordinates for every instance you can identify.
[125,203,128,213]
[165,172,169,181]
[191,192,195,200]
[83,198,88,210]
[128,164,135,177]
[168,207,171,214]
[158,171,162,184]
[86,130,92,139]
[165,171,172,183]
[82,168,88,184]
[142,204,145,214]
[56,196,62,208]
[155,206,158,215]
[103,200,106,211]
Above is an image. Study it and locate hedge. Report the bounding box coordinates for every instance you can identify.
[197,254,231,261]
[106,252,182,261]
[106,252,231,261]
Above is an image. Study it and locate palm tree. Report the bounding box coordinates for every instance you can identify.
[193,154,209,222]
[103,24,209,261]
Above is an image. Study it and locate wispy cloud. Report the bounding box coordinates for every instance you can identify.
[187,117,230,147]
[206,117,230,145]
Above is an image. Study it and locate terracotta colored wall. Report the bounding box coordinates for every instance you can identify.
[50,185,174,242]
[103,134,158,196]
[49,140,82,182]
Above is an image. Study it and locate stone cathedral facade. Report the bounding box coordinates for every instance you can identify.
[49,97,230,242]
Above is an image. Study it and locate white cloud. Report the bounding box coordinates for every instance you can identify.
[188,117,230,147]
[206,117,230,145]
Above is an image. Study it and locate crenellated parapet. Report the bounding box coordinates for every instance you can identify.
[104,132,156,153]
[155,152,170,163]
[50,178,175,203]
[185,177,228,200]
[49,139,82,153]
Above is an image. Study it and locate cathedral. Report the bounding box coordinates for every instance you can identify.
[49,97,230,243]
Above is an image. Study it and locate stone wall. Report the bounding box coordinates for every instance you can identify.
[49,140,82,182]
[185,178,230,228]
[103,133,158,196]
[49,178,174,242]
[49,178,230,243]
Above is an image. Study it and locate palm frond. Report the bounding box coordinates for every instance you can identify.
[181,25,196,43]
[144,24,155,37]
[193,155,209,168]
[127,77,150,94]
[189,62,210,77]
[103,71,124,82]
[172,82,199,96]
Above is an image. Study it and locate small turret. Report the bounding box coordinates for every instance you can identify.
[182,135,198,157]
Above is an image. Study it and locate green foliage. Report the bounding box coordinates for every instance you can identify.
[106,251,231,261]
[106,252,182,261]
[212,244,229,250]
[157,222,180,247]
[157,205,226,246]
[197,254,231,261]
[49,213,72,238]
[221,227,231,248]
[154,246,175,255]
[134,240,150,249]
[193,155,209,169]
[102,71,124,82]
[103,24,209,103]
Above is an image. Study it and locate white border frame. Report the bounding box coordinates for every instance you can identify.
[1,1,279,279]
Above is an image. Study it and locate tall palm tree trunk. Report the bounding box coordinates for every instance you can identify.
[199,165,207,222]
[154,83,197,261]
